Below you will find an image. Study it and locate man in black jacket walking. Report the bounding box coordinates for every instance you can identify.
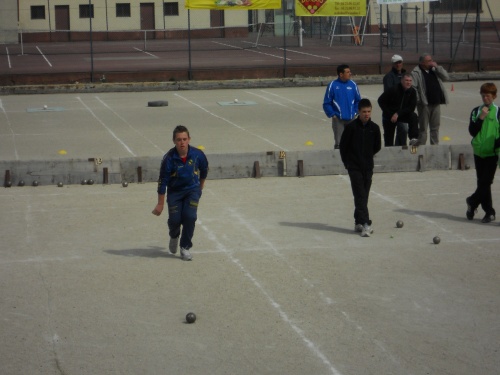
[340,99,382,237]
[378,73,419,146]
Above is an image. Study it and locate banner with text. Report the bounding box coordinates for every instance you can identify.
[376,0,438,4]
[185,0,281,10]
[295,0,366,17]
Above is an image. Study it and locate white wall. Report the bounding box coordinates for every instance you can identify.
[0,0,18,43]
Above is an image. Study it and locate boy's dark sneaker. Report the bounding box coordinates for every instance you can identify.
[169,237,179,254]
[466,197,476,220]
[481,213,496,223]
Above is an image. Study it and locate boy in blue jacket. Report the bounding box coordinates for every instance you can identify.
[153,125,209,260]
[323,64,362,149]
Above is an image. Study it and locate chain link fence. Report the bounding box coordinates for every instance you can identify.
[0,1,499,81]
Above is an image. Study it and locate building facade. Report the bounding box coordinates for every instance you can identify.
[1,0,499,43]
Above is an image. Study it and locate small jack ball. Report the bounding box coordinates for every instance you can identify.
[186,312,196,324]
[57,182,63,187]
[396,220,404,228]
[18,180,25,187]
[32,180,39,187]
[122,181,128,188]
[87,179,94,185]
[433,236,441,244]
[234,99,238,103]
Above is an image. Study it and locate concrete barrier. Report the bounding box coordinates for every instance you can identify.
[1,144,475,187]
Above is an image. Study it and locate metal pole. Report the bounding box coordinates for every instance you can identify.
[48,0,52,42]
[163,0,166,30]
[400,5,404,50]
[415,6,419,53]
[386,5,390,48]
[379,4,383,74]
[89,0,94,83]
[476,0,481,70]
[299,19,303,47]
[449,3,453,58]
[282,0,287,78]
[431,4,435,55]
[188,10,192,80]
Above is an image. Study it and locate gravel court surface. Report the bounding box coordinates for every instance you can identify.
[1,169,499,375]
[0,80,492,161]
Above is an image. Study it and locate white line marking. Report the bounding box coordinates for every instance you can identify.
[6,47,11,68]
[211,41,290,60]
[446,238,500,243]
[247,90,328,122]
[218,204,403,368]
[174,93,288,150]
[36,46,52,67]
[132,47,159,58]
[199,221,343,375]
[95,96,164,154]
[76,97,136,156]
[226,207,335,306]
[239,41,330,59]
[442,115,468,124]
[274,47,330,59]
[0,99,19,160]
[0,256,83,265]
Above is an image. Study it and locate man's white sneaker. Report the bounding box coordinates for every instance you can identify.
[409,138,419,146]
[360,224,373,237]
[169,237,179,254]
[180,247,192,261]
[354,224,364,233]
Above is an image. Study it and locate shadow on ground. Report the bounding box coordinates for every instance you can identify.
[104,246,180,259]
[280,221,354,234]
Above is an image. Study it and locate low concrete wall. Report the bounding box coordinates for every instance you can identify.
[1,145,475,187]
[2,72,500,95]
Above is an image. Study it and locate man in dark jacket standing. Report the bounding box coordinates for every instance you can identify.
[383,54,406,91]
[340,99,382,237]
[378,73,419,146]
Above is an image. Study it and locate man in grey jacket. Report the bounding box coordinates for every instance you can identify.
[411,53,449,145]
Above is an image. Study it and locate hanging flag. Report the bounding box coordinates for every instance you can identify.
[185,0,281,9]
[295,0,366,17]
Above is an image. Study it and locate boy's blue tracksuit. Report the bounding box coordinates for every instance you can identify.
[157,145,209,250]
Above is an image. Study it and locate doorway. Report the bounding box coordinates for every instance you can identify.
[55,5,70,41]
[140,3,155,39]
[210,10,225,37]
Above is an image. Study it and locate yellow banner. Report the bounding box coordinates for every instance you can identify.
[295,0,366,16]
[185,0,281,10]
